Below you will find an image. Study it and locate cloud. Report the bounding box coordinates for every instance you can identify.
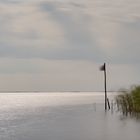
[0,1,65,46]
[0,0,140,91]
[0,0,140,64]
[40,1,102,58]
[29,0,140,63]
[0,1,102,61]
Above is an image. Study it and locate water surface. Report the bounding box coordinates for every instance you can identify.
[0,92,140,140]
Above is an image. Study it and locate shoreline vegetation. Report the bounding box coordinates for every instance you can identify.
[116,85,140,117]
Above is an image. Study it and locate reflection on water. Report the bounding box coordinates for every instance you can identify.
[0,92,140,140]
[0,92,115,110]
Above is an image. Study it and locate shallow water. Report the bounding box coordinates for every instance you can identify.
[0,92,140,140]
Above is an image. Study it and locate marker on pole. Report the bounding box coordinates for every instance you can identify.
[100,63,107,111]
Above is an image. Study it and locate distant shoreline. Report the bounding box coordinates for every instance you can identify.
[0,91,119,93]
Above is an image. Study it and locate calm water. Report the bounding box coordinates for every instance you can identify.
[0,92,140,140]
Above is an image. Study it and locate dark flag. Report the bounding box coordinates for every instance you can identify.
[100,63,105,71]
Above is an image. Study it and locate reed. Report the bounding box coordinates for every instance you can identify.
[116,86,140,117]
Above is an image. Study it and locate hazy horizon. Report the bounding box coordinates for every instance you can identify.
[0,91,118,93]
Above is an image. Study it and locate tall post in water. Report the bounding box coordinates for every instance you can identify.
[100,63,107,111]
[104,63,107,111]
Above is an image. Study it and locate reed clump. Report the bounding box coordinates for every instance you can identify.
[116,86,140,117]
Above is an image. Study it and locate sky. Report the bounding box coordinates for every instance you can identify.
[0,0,140,92]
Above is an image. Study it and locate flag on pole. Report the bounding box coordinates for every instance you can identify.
[100,63,105,71]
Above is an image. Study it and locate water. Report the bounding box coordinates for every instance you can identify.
[0,92,140,140]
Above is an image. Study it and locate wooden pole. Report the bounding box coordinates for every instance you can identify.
[104,63,107,111]
[111,100,113,114]
[107,98,110,110]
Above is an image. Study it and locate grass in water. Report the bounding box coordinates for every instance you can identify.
[116,85,140,117]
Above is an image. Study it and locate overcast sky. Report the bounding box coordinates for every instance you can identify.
[0,0,140,92]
